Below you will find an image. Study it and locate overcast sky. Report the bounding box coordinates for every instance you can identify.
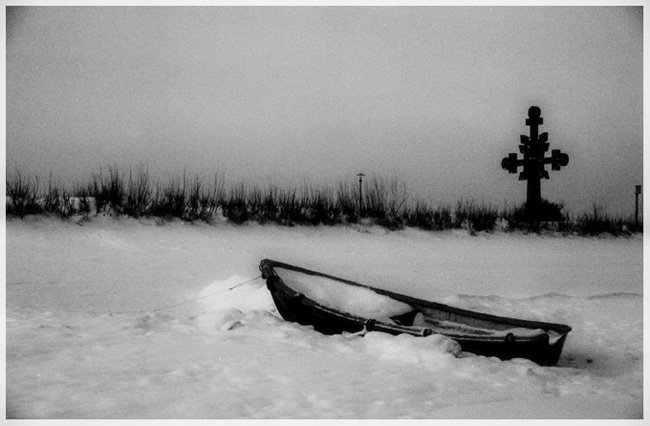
[5,5,643,216]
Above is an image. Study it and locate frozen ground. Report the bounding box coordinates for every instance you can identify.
[4,215,644,419]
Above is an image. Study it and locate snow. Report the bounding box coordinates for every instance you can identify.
[277,269,414,320]
[5,216,644,419]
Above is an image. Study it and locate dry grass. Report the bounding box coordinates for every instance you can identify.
[5,166,641,235]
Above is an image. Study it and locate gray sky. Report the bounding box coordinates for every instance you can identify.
[6,5,643,216]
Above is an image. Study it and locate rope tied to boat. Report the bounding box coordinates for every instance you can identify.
[148,274,263,313]
[69,274,263,315]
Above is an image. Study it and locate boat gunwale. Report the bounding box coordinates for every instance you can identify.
[260,258,572,335]
[270,273,559,343]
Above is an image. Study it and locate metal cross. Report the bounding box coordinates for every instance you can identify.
[501,106,569,220]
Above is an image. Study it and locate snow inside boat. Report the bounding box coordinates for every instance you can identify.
[259,259,572,366]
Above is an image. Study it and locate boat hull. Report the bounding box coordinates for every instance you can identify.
[260,259,571,366]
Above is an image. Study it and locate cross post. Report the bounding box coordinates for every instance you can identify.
[501,107,569,221]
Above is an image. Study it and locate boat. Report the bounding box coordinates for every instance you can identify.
[259,259,572,366]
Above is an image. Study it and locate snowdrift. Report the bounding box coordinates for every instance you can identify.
[5,217,643,418]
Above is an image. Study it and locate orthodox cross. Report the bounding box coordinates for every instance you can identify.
[501,106,569,220]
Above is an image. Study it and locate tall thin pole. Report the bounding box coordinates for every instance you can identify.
[634,185,641,227]
[357,173,365,216]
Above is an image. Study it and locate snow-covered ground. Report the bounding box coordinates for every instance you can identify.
[5,216,644,419]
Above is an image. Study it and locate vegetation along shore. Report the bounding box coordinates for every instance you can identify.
[6,165,641,236]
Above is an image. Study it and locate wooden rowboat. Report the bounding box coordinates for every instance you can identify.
[259,259,572,366]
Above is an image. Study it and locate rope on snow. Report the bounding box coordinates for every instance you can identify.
[68,275,264,315]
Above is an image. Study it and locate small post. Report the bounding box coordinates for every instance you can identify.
[357,173,365,216]
[634,185,641,227]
